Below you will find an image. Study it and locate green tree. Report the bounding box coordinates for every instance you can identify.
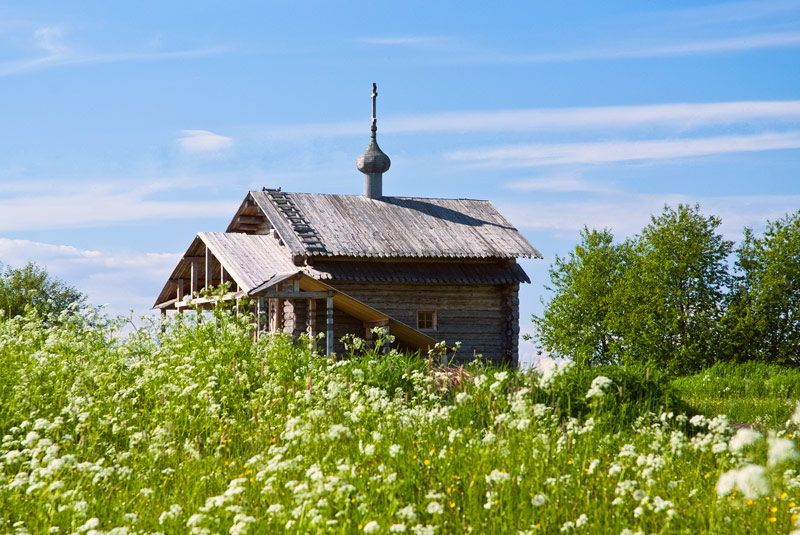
[0,261,86,320]
[724,211,800,365]
[613,204,733,374]
[532,227,631,366]
[534,204,733,375]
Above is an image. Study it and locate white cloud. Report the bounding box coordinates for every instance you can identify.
[359,36,443,47]
[499,193,800,241]
[505,176,611,193]
[641,31,800,57]
[448,131,800,167]
[0,181,237,231]
[479,31,800,63]
[177,130,233,153]
[0,238,180,315]
[255,101,800,138]
[0,25,231,76]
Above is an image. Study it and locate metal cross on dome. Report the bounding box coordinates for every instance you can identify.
[371,83,377,134]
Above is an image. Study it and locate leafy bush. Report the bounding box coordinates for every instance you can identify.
[529,363,695,429]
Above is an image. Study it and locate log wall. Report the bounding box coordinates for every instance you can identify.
[329,281,520,366]
[264,281,521,367]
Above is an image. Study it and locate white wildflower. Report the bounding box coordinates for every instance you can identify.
[730,428,762,452]
[712,442,728,454]
[559,520,575,532]
[575,514,588,527]
[390,444,402,457]
[397,505,417,521]
[792,402,800,426]
[77,518,99,533]
[768,434,799,466]
[4,450,24,465]
[229,515,255,535]
[586,459,600,474]
[186,514,205,527]
[486,469,511,484]
[427,501,444,514]
[390,525,407,533]
[363,521,380,534]
[689,415,707,428]
[539,359,573,388]
[586,376,613,400]
[716,464,770,499]
[531,494,547,506]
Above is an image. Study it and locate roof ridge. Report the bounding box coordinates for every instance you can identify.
[252,190,489,202]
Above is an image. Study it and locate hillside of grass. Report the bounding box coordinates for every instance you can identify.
[2,308,800,534]
[673,361,800,427]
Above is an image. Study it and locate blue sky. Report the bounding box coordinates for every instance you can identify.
[1,1,799,359]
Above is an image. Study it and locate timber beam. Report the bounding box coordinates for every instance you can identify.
[261,290,332,299]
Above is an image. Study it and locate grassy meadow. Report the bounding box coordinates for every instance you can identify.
[2,306,800,534]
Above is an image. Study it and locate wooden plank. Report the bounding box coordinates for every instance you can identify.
[190,261,198,298]
[262,290,330,299]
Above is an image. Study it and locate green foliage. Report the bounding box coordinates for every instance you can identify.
[535,204,733,375]
[532,227,628,366]
[724,211,800,365]
[0,261,85,321]
[614,204,732,374]
[531,363,694,429]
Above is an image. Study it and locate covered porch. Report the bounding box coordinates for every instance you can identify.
[153,232,436,355]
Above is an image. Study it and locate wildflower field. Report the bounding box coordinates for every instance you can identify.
[2,307,800,535]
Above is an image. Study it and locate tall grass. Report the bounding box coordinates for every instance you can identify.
[2,307,800,534]
[672,361,800,426]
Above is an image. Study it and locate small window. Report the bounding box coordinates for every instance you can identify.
[417,310,436,330]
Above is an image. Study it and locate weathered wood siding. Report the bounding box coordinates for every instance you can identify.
[328,281,519,366]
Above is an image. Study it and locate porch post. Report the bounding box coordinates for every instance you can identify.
[204,246,212,291]
[257,297,266,339]
[326,294,334,356]
[308,298,317,351]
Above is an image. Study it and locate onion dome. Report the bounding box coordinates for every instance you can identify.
[356,83,391,175]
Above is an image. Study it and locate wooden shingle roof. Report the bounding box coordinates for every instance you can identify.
[248,189,541,260]
[199,232,298,291]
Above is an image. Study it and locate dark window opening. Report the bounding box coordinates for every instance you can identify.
[417,310,436,330]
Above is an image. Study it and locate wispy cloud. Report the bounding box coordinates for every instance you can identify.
[505,176,611,193]
[177,130,233,153]
[468,31,800,64]
[0,25,231,76]
[0,181,237,231]
[448,131,800,167]
[500,193,800,240]
[358,36,445,48]
[256,101,800,137]
[668,0,800,27]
